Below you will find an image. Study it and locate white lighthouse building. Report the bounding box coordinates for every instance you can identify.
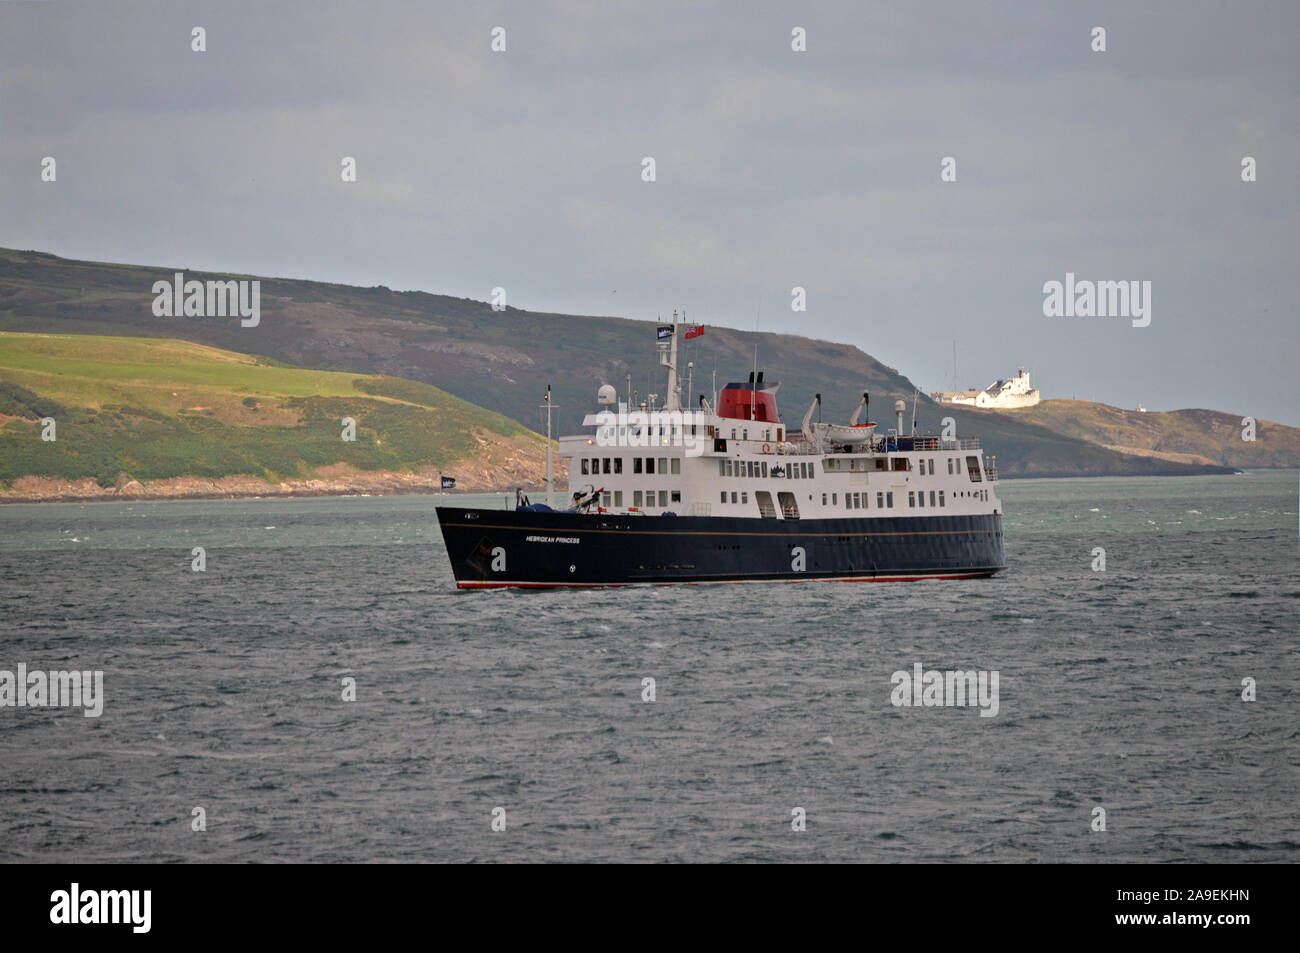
[932,367,1041,409]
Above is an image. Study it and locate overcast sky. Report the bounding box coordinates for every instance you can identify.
[3,0,1297,424]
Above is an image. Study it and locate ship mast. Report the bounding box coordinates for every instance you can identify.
[541,384,555,508]
[661,310,680,412]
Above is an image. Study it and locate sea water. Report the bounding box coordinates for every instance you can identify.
[1,474,1296,862]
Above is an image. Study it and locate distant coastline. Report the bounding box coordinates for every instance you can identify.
[0,470,557,504]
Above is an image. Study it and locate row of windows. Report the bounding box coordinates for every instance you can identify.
[597,486,986,512]
[908,490,946,508]
[725,427,782,442]
[582,456,683,476]
[841,491,894,509]
[718,459,816,479]
[823,457,894,473]
[609,454,980,482]
[820,456,975,477]
[631,489,681,508]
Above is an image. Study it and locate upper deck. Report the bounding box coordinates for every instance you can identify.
[536,314,1002,521]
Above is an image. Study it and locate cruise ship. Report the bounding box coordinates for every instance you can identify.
[435,315,1006,587]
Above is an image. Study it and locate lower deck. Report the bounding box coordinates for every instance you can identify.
[436,507,1006,588]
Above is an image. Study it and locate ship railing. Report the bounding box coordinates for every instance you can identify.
[985,465,998,481]
[757,500,776,519]
[938,437,982,450]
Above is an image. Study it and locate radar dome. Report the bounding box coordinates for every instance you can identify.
[597,384,617,405]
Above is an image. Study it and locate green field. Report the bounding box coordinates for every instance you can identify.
[0,332,543,487]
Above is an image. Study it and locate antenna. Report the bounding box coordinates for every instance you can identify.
[751,300,761,420]
[540,385,557,508]
[910,388,918,436]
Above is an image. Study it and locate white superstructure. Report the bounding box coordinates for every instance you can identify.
[555,315,1002,522]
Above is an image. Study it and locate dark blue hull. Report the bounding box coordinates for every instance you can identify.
[435,507,1005,588]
